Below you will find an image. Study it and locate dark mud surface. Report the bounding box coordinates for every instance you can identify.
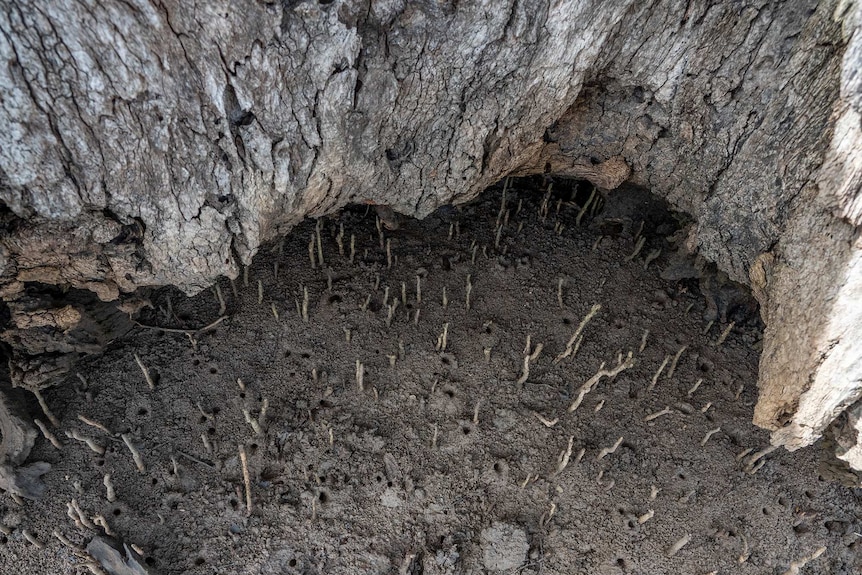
[2,181,860,575]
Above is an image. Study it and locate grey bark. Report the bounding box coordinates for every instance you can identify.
[0,1,860,473]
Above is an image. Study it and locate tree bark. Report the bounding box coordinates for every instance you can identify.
[1,0,860,473]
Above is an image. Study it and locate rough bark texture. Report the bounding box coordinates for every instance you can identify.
[0,1,860,471]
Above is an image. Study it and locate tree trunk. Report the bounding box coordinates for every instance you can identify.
[1,0,860,473]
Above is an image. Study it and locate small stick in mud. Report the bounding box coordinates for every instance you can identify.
[336,223,344,255]
[471,244,478,264]
[34,418,62,449]
[638,329,649,353]
[648,355,670,391]
[625,236,646,262]
[349,234,356,263]
[77,415,111,435]
[308,233,316,269]
[568,352,635,412]
[69,499,96,530]
[201,433,213,453]
[473,400,481,425]
[554,436,576,475]
[302,286,309,323]
[22,528,44,549]
[93,515,114,537]
[386,238,392,269]
[416,275,422,304]
[576,187,596,226]
[780,546,826,575]
[361,294,371,312]
[517,336,543,385]
[316,220,325,265]
[435,323,449,352]
[344,327,352,343]
[597,436,624,460]
[638,509,654,524]
[52,530,79,551]
[666,345,688,379]
[215,283,227,316]
[743,445,778,473]
[257,280,264,305]
[442,286,448,308]
[533,412,559,427]
[483,347,491,362]
[133,354,155,390]
[643,406,672,422]
[239,444,253,516]
[687,378,703,397]
[65,430,105,455]
[355,360,365,391]
[643,248,662,270]
[700,427,721,446]
[555,303,601,363]
[121,433,146,473]
[713,322,735,347]
[243,266,250,287]
[383,286,389,306]
[401,282,407,306]
[103,474,116,502]
[430,423,438,449]
[271,303,279,319]
[666,534,692,557]
[465,274,473,311]
[31,387,60,426]
[243,400,269,436]
[376,216,385,249]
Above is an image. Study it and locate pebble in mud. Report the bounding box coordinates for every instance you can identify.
[480,522,529,572]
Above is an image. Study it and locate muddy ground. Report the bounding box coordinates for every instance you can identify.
[1,180,860,574]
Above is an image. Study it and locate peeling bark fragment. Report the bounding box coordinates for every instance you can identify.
[0,379,50,500]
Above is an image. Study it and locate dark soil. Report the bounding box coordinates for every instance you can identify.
[2,180,860,575]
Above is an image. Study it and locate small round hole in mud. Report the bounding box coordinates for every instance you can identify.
[328,294,342,304]
[444,390,454,399]
[207,427,216,435]
[289,559,297,567]
[113,508,122,516]
[138,408,149,416]
[318,491,328,504]
[145,557,156,567]
[209,367,218,374]
[195,558,205,566]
